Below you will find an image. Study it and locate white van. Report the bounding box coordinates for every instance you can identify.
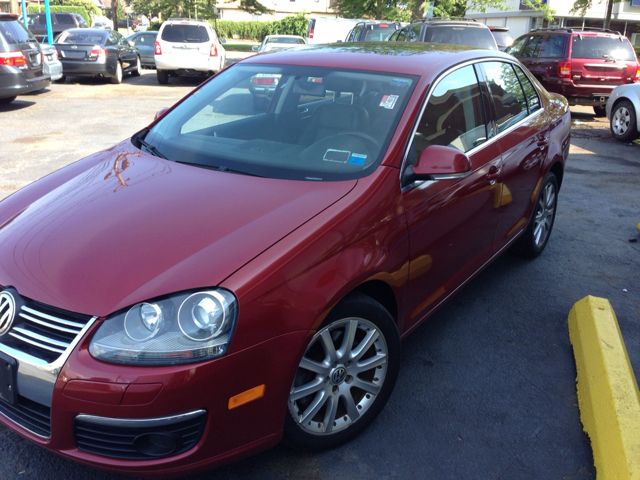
[305,18,363,44]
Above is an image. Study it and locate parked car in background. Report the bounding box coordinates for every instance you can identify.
[506,28,640,116]
[305,17,362,44]
[252,35,305,53]
[0,42,570,477]
[117,18,136,30]
[91,16,113,30]
[606,83,640,142]
[26,12,87,42]
[41,43,62,81]
[154,18,226,85]
[0,13,50,104]
[389,18,498,50]
[135,22,149,32]
[488,26,512,51]
[127,30,157,68]
[54,28,141,84]
[345,21,405,42]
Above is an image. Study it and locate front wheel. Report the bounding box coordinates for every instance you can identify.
[610,100,638,143]
[132,56,141,76]
[512,172,558,258]
[283,293,400,451]
[111,62,123,84]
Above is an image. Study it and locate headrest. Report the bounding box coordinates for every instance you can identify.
[322,76,363,94]
[294,78,326,97]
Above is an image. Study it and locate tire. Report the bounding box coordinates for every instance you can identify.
[283,293,401,452]
[54,75,66,83]
[0,96,16,105]
[157,69,169,85]
[512,172,558,258]
[593,106,606,117]
[610,100,638,143]
[111,62,123,84]
[132,56,141,76]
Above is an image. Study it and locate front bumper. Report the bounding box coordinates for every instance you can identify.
[0,291,311,477]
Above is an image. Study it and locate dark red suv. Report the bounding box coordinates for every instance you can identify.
[507,28,640,116]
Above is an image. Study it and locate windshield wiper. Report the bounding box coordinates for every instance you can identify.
[174,160,263,177]
[134,130,167,159]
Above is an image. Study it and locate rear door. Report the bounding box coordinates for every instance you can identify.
[133,33,156,65]
[570,34,639,87]
[159,23,210,60]
[536,34,567,84]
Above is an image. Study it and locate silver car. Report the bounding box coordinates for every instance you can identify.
[252,35,306,53]
[606,83,640,143]
[41,43,62,81]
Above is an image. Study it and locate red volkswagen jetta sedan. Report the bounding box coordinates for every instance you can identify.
[0,43,570,477]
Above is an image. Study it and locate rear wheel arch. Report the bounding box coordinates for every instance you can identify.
[350,280,398,324]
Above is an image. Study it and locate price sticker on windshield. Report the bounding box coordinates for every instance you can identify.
[379,94,398,109]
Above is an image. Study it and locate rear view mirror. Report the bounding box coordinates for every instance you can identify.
[412,145,472,181]
[155,107,169,120]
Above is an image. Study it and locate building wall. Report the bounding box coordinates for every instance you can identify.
[219,0,336,22]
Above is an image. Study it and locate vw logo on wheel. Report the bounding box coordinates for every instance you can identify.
[330,365,347,385]
[0,291,16,336]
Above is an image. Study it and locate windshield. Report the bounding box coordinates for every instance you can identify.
[424,26,497,50]
[571,35,637,61]
[266,36,305,44]
[362,25,397,42]
[57,30,107,44]
[143,64,417,181]
[161,24,209,43]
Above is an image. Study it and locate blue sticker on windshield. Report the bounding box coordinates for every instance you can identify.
[390,78,410,88]
[349,153,367,165]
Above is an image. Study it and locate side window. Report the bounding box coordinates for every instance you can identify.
[396,27,409,42]
[56,14,74,25]
[388,30,401,42]
[539,35,566,58]
[514,65,541,113]
[482,62,528,133]
[505,36,526,56]
[406,25,422,42]
[351,26,362,41]
[345,28,355,42]
[520,35,543,58]
[413,65,487,155]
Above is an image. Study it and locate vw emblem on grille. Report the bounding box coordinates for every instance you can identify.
[0,291,16,336]
[330,365,347,385]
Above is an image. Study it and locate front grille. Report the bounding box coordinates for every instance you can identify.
[0,395,51,437]
[0,292,93,364]
[75,410,207,460]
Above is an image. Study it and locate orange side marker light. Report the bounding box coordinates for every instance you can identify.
[228,385,265,410]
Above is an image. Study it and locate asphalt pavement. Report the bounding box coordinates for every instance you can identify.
[0,65,638,480]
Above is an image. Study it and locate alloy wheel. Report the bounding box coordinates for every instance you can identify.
[612,106,630,136]
[533,181,556,248]
[288,317,388,435]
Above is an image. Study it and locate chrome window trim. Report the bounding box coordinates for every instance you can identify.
[0,316,98,411]
[76,409,207,429]
[399,56,545,188]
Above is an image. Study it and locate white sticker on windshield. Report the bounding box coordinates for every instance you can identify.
[323,149,351,163]
[379,94,398,109]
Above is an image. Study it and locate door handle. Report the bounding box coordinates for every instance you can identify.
[486,165,501,185]
[537,136,548,150]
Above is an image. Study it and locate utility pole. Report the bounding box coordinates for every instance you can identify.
[603,0,613,30]
[112,0,118,32]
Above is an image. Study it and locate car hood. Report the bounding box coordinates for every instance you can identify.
[0,144,356,317]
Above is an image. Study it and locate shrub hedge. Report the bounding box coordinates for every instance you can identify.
[147,14,309,41]
[27,5,91,27]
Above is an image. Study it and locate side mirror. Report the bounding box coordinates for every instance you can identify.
[252,45,258,51]
[411,145,472,181]
[155,107,169,120]
[336,39,343,43]
[221,38,227,43]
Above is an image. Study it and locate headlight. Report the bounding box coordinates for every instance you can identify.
[89,289,238,366]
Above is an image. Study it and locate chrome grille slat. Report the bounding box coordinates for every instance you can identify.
[8,331,66,353]
[22,305,85,328]
[19,312,81,334]
[11,327,70,348]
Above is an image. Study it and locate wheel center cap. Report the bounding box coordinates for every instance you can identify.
[330,365,347,385]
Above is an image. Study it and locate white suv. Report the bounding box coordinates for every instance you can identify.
[154,18,226,84]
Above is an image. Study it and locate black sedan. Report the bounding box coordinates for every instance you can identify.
[54,28,140,84]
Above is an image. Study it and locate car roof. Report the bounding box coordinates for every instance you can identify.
[240,42,512,77]
[163,17,210,25]
[410,17,488,28]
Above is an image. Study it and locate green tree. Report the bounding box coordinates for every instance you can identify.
[570,0,619,29]
[52,0,100,17]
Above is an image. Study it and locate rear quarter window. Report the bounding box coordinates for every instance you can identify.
[424,26,497,50]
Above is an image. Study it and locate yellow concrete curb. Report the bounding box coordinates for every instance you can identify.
[568,296,640,479]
